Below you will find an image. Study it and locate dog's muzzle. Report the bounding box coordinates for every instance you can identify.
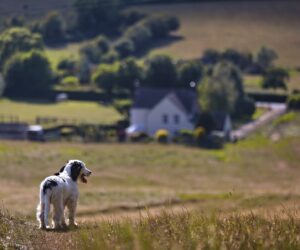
[80,170,92,184]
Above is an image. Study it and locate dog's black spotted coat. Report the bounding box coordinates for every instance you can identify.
[42,179,58,194]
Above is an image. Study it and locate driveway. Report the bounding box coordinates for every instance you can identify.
[232,102,287,140]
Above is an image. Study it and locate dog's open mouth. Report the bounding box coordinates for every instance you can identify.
[80,174,88,183]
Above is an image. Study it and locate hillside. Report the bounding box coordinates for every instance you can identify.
[134,1,300,67]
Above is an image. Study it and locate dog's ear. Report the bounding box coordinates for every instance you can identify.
[54,165,65,176]
[70,162,82,182]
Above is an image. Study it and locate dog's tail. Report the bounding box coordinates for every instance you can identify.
[37,186,51,229]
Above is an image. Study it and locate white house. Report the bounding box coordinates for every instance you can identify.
[127,87,200,137]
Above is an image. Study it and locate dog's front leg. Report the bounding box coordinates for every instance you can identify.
[67,199,78,227]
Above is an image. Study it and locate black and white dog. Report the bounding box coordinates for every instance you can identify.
[37,160,92,229]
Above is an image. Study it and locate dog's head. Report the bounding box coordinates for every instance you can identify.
[57,160,92,183]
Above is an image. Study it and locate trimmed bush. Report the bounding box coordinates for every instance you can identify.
[155,129,169,143]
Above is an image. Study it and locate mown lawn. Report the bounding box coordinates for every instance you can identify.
[0,99,122,124]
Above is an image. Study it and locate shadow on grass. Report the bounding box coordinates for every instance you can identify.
[136,34,184,58]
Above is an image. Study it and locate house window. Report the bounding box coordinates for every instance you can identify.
[162,114,168,124]
[174,114,180,124]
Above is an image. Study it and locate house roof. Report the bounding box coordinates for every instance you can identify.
[132,87,199,114]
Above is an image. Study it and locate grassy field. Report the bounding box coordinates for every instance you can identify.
[0,112,300,218]
[1,207,300,249]
[134,1,300,68]
[1,111,300,248]
[0,99,121,124]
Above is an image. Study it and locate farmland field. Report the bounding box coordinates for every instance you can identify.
[0,99,121,124]
[134,1,300,67]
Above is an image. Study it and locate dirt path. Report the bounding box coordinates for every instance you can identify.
[232,102,287,140]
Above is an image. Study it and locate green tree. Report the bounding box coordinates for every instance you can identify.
[78,55,91,83]
[0,27,43,68]
[41,11,65,44]
[201,49,221,65]
[178,61,203,88]
[79,41,103,64]
[221,49,252,71]
[116,58,142,94]
[114,38,135,58]
[144,54,177,87]
[262,67,289,90]
[74,0,120,36]
[199,75,238,114]
[95,35,110,54]
[92,63,119,96]
[3,50,53,97]
[198,62,240,114]
[254,46,278,72]
[0,74,5,97]
[125,23,152,50]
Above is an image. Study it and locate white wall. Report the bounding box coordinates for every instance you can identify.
[130,109,149,130]
[147,97,193,136]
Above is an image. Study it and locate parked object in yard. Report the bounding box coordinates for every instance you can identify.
[27,125,44,141]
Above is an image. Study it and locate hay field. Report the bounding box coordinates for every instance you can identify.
[135,1,300,67]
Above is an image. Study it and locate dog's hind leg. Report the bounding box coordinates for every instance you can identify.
[43,196,51,229]
[36,202,45,229]
[53,194,64,229]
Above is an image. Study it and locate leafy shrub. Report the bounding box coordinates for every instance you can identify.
[0,74,5,97]
[174,129,194,144]
[121,10,146,27]
[262,67,288,90]
[287,94,300,110]
[113,99,132,118]
[61,76,79,87]
[95,35,110,54]
[80,42,103,64]
[3,50,53,97]
[234,96,256,118]
[194,127,205,140]
[92,63,119,95]
[102,50,119,64]
[57,57,77,71]
[129,132,149,143]
[125,23,152,50]
[40,11,65,45]
[0,27,43,68]
[155,129,169,143]
[114,38,135,58]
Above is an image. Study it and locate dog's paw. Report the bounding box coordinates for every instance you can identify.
[69,222,79,229]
